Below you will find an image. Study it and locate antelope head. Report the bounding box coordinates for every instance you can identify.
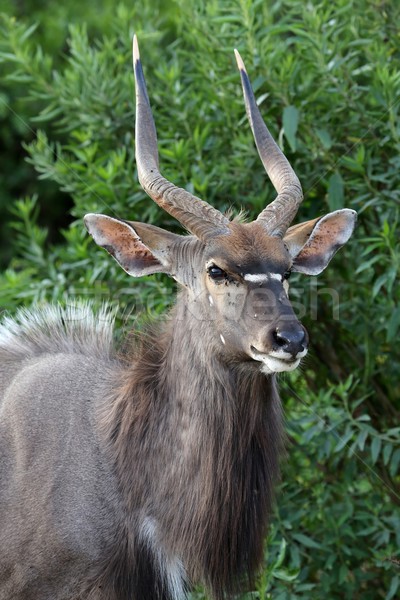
[85,37,356,375]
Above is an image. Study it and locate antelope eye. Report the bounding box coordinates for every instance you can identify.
[207,264,228,282]
[283,269,292,281]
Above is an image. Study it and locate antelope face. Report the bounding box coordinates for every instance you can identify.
[202,222,308,373]
[85,37,357,375]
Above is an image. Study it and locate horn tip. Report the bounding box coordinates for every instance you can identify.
[133,34,140,66]
[234,48,246,72]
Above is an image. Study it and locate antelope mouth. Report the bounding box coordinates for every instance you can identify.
[249,346,306,374]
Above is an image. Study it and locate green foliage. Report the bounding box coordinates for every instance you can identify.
[0,0,399,598]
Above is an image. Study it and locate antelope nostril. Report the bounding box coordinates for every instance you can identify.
[273,330,289,348]
[272,326,308,355]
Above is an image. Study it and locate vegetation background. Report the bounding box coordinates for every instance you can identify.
[0,0,399,598]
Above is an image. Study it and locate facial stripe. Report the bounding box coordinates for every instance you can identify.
[244,274,269,283]
[243,273,282,283]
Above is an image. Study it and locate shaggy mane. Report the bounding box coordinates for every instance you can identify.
[0,302,116,361]
[93,307,284,600]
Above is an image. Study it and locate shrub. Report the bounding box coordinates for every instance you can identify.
[0,1,399,598]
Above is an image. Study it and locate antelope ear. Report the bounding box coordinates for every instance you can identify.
[283,209,357,275]
[84,214,181,277]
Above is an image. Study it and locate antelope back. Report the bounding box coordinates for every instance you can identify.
[0,306,122,599]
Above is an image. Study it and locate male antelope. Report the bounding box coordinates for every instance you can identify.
[0,37,356,600]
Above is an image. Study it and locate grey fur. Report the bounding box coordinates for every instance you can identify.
[0,299,281,600]
[0,305,121,599]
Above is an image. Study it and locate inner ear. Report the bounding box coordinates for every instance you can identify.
[84,214,176,277]
[284,209,357,275]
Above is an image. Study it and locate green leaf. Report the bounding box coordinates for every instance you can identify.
[356,144,365,165]
[356,428,368,451]
[273,568,300,582]
[386,574,399,600]
[292,533,322,549]
[371,437,382,465]
[372,273,388,298]
[340,155,365,173]
[383,443,393,466]
[335,428,354,452]
[328,172,345,210]
[274,538,287,569]
[315,128,333,150]
[355,254,383,274]
[389,449,400,478]
[19,22,39,43]
[283,105,299,152]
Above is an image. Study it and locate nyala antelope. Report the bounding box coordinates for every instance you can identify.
[0,36,356,600]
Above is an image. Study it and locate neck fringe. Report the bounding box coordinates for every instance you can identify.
[95,320,283,600]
